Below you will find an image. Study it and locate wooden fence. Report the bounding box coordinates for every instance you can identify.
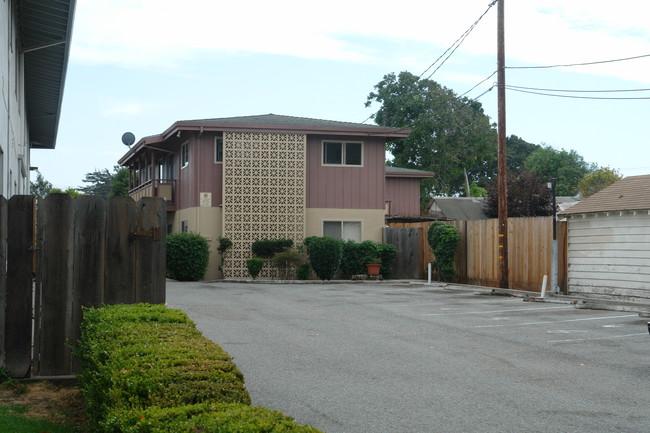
[0,195,166,378]
[386,217,567,292]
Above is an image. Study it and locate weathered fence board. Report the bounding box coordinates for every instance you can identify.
[5,196,35,378]
[105,197,137,305]
[1,195,166,378]
[383,228,422,279]
[38,194,75,376]
[388,217,568,292]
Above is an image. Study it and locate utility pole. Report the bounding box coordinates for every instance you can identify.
[497,0,509,289]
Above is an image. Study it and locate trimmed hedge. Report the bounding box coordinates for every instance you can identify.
[251,239,293,258]
[166,232,210,281]
[103,403,322,433]
[305,237,343,280]
[77,304,322,433]
[77,304,250,430]
[339,240,378,278]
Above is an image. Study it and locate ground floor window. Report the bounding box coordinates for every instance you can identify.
[323,220,361,242]
[181,220,189,233]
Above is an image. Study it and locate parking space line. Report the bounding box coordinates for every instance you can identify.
[422,305,569,316]
[474,314,638,328]
[549,333,647,343]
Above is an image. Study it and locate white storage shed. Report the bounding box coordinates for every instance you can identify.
[559,175,650,302]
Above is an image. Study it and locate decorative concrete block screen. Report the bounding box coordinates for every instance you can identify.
[222,132,306,278]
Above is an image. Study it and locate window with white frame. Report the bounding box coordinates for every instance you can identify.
[181,142,189,168]
[181,220,189,233]
[215,136,223,163]
[323,221,362,242]
[322,141,362,166]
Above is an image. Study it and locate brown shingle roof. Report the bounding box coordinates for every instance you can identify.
[559,174,650,215]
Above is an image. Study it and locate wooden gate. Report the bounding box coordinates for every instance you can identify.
[1,195,166,378]
[383,227,422,279]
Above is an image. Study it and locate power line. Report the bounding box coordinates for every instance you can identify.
[459,70,498,98]
[505,86,650,100]
[419,0,497,80]
[506,53,650,70]
[505,84,650,93]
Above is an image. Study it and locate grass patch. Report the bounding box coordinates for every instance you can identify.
[0,404,81,433]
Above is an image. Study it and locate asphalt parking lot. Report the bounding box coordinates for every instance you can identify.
[167,281,650,433]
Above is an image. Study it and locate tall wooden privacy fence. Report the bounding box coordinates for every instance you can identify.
[386,217,567,292]
[0,195,166,379]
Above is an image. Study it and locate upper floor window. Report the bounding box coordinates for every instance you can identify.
[215,136,223,163]
[323,141,362,166]
[181,142,189,168]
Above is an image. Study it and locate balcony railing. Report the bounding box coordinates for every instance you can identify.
[129,179,177,210]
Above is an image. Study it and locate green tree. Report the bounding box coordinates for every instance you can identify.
[507,135,540,173]
[366,71,497,202]
[110,167,130,197]
[578,167,622,197]
[485,171,553,218]
[30,171,53,197]
[78,166,125,198]
[49,187,80,198]
[523,146,596,196]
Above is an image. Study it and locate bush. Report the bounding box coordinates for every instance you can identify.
[376,243,398,279]
[296,263,312,280]
[339,240,378,278]
[427,222,460,281]
[246,258,264,279]
[271,248,304,280]
[104,403,322,433]
[251,239,293,258]
[76,304,250,430]
[167,232,210,281]
[305,237,343,280]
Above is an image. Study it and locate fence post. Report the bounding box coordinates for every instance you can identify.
[5,196,35,378]
[37,194,75,376]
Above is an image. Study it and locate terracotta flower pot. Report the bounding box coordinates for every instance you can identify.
[366,263,381,276]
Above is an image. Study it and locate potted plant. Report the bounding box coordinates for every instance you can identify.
[365,257,382,276]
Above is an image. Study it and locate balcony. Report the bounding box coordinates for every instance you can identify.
[129,179,177,211]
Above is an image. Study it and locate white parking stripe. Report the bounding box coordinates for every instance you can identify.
[474,314,638,328]
[549,333,647,343]
[422,305,569,316]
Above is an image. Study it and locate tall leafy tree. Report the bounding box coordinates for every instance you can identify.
[110,167,130,197]
[523,146,596,196]
[507,135,540,173]
[30,171,53,197]
[578,167,622,198]
[366,71,498,201]
[485,171,553,218]
[78,166,128,198]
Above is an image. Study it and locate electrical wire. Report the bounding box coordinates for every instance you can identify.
[419,0,497,80]
[506,53,650,70]
[459,70,498,98]
[505,86,650,100]
[505,84,650,93]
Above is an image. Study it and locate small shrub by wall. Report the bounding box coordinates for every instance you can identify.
[167,232,210,281]
[427,222,460,281]
[251,239,293,258]
[306,237,343,280]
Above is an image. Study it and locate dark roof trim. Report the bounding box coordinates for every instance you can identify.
[20,0,76,150]
[385,166,434,178]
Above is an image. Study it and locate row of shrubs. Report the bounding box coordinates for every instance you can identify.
[76,303,322,432]
[167,233,398,281]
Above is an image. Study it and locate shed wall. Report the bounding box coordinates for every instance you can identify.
[385,177,421,216]
[566,212,650,301]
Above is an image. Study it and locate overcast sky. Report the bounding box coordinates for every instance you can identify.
[33,0,650,189]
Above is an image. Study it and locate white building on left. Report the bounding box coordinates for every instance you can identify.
[1,0,75,197]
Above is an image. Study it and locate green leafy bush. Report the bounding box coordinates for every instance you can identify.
[76,304,250,430]
[246,258,264,279]
[427,222,460,281]
[376,243,398,279]
[296,263,312,280]
[251,239,293,258]
[166,232,210,281]
[271,248,304,280]
[218,237,233,272]
[103,402,323,433]
[305,237,343,280]
[339,240,378,278]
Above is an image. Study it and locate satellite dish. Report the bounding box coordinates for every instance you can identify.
[122,132,136,147]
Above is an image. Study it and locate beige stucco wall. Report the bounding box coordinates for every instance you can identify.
[172,206,224,280]
[305,208,385,242]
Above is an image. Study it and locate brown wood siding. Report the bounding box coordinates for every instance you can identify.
[306,135,385,209]
[177,132,223,209]
[385,177,421,216]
